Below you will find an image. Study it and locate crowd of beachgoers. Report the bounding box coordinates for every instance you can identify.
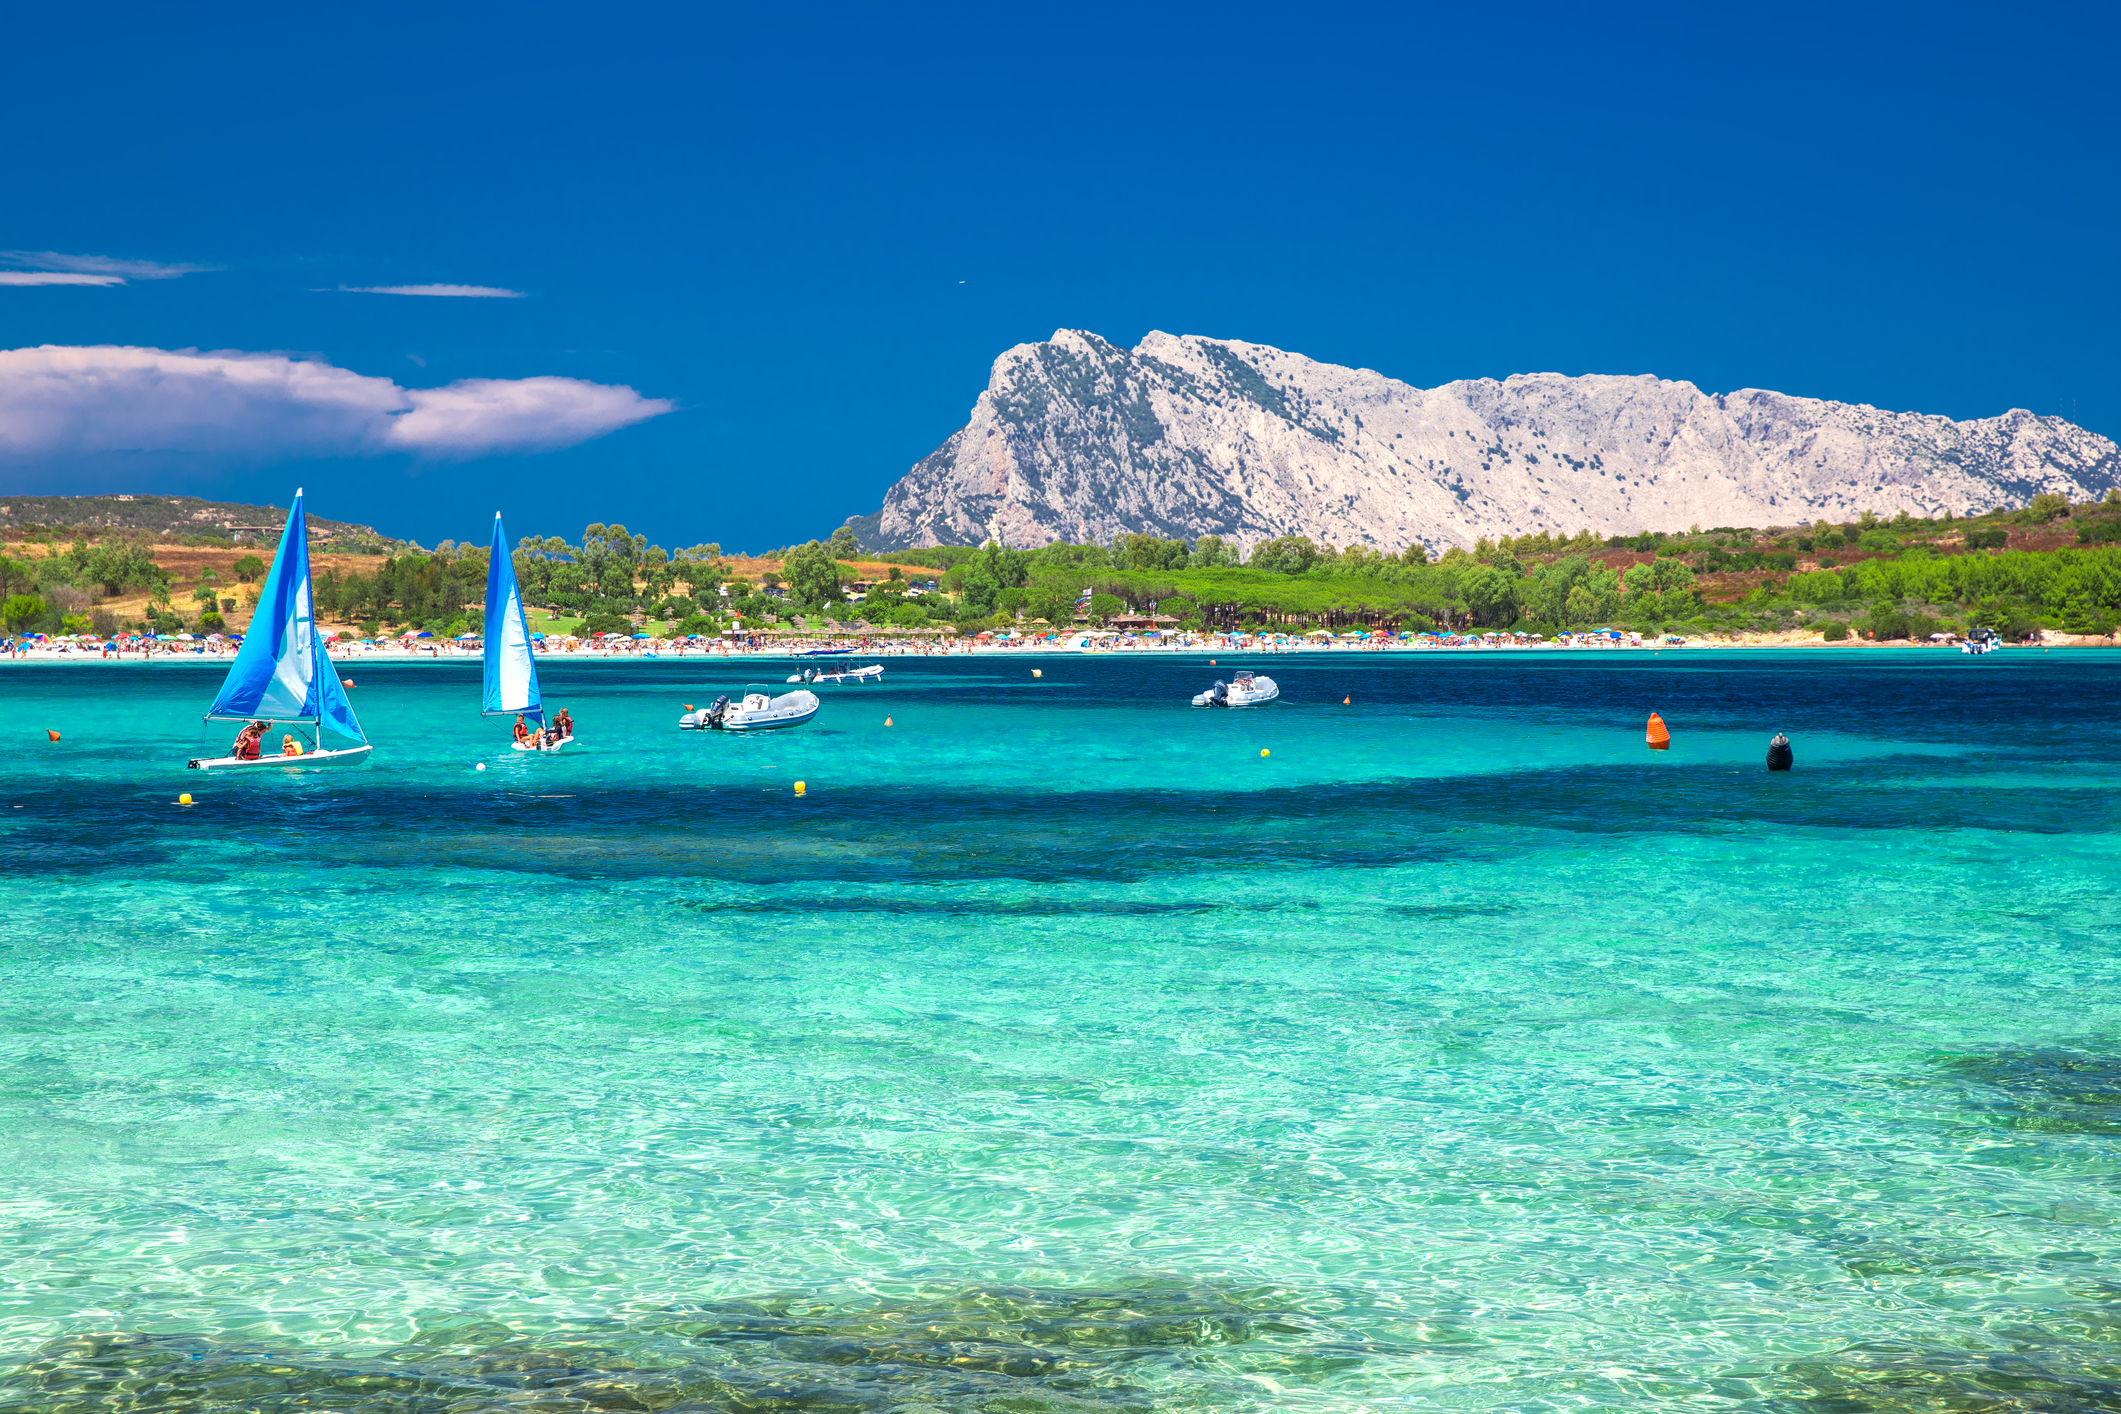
[3,623,2073,661]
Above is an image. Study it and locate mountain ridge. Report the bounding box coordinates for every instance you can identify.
[847,330,2120,551]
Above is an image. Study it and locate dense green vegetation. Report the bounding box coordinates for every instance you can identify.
[0,535,170,635]
[888,495,2121,638]
[8,492,2120,643]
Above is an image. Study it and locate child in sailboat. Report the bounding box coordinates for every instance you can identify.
[553,707,573,740]
[513,715,530,746]
[280,734,304,757]
[233,722,267,759]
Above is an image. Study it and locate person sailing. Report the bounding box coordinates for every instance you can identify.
[552,707,574,740]
[513,714,530,746]
[233,721,268,759]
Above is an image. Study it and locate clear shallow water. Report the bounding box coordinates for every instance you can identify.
[3,650,2120,1414]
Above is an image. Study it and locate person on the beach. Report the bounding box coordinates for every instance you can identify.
[280,734,304,757]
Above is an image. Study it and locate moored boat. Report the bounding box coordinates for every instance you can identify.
[1191,670,1279,707]
[680,686,820,731]
[786,664,883,684]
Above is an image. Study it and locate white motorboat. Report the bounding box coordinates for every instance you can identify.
[786,664,883,684]
[1192,670,1280,707]
[680,686,820,731]
[1962,628,2002,655]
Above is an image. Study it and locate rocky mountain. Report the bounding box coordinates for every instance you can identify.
[846,330,2120,552]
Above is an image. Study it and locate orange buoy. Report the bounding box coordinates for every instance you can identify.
[46,729,60,741]
[1342,695,1350,705]
[884,716,893,725]
[683,703,695,712]
[1646,712,1671,750]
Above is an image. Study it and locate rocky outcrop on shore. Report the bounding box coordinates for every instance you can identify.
[848,330,2119,552]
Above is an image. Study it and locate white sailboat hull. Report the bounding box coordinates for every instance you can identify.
[188,744,374,771]
[511,734,575,753]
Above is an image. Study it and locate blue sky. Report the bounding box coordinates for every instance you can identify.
[1,0,2115,551]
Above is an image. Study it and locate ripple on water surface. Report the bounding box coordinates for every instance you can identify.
[3,652,2120,1412]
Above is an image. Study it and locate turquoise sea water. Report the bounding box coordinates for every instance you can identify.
[3,649,2120,1414]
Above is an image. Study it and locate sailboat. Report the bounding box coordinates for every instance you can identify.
[485,512,570,751]
[187,489,371,770]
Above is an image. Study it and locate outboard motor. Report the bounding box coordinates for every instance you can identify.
[706,694,730,729]
[1211,680,1228,706]
[1766,732,1793,771]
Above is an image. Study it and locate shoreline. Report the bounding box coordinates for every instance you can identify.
[4,638,2115,665]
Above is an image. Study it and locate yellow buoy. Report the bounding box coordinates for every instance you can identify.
[177,793,193,806]
[794,780,807,795]
[1260,748,1270,758]
[1032,669,1042,677]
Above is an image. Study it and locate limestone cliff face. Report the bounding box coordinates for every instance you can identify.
[846,329,2120,552]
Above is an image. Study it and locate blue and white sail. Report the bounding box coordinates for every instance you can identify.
[204,489,366,743]
[482,513,542,723]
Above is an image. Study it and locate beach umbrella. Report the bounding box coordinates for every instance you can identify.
[456,632,479,641]
[530,632,545,640]
[631,632,651,639]
[176,633,196,641]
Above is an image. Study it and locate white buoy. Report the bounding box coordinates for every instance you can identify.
[475,762,487,771]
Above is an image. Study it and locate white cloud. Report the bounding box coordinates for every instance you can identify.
[387,377,666,452]
[0,250,214,284]
[340,284,527,298]
[0,345,673,460]
[0,272,126,287]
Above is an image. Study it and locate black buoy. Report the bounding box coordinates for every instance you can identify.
[1766,732,1793,771]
